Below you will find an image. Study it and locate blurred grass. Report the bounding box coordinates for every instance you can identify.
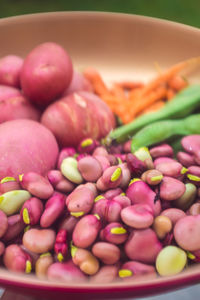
[0,0,200,28]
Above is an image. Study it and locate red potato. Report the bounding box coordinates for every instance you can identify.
[0,119,59,180]
[0,85,41,123]
[20,42,73,108]
[41,91,116,147]
[0,55,23,88]
[63,70,93,96]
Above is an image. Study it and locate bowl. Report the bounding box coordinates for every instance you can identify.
[0,11,200,300]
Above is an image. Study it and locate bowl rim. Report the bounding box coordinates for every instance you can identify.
[0,10,200,296]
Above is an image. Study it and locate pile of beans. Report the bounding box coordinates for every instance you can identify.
[1,134,200,283]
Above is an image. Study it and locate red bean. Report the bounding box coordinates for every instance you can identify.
[0,210,8,238]
[125,228,162,264]
[2,214,25,242]
[121,204,154,229]
[21,172,54,200]
[20,197,43,225]
[100,222,128,244]
[72,214,101,248]
[150,144,173,158]
[40,192,65,228]
[92,242,120,265]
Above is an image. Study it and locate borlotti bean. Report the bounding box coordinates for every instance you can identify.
[2,134,200,283]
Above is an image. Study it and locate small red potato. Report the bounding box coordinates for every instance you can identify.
[0,119,59,179]
[0,55,23,88]
[41,91,116,147]
[20,42,73,107]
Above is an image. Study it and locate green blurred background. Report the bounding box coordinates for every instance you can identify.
[0,0,200,28]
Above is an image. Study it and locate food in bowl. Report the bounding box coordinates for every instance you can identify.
[0,41,200,284]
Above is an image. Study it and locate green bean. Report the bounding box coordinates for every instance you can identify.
[108,85,200,143]
[131,114,200,152]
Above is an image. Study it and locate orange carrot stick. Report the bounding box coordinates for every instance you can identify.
[83,68,110,96]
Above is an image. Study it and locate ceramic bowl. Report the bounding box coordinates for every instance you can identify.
[0,11,200,300]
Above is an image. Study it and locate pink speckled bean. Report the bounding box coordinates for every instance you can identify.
[161,208,186,226]
[100,222,128,244]
[112,194,131,208]
[194,150,200,165]
[107,154,119,166]
[67,185,95,216]
[103,188,123,200]
[93,146,109,157]
[119,261,156,281]
[119,163,131,188]
[78,138,98,154]
[58,214,78,234]
[141,169,163,186]
[124,228,162,264]
[23,228,56,254]
[121,204,154,229]
[174,215,200,251]
[160,176,186,201]
[92,199,122,223]
[20,197,43,225]
[150,144,173,158]
[154,157,185,178]
[3,244,32,273]
[47,170,75,193]
[0,178,21,194]
[187,166,200,186]
[2,214,25,242]
[0,241,5,256]
[177,152,195,167]
[181,135,200,154]
[47,260,86,283]
[123,140,132,153]
[189,203,200,215]
[72,214,101,248]
[93,155,110,171]
[21,172,54,200]
[97,166,122,191]
[126,153,146,176]
[57,147,76,169]
[40,192,65,228]
[78,156,102,182]
[90,265,118,283]
[92,242,120,265]
[126,179,160,215]
[0,210,8,238]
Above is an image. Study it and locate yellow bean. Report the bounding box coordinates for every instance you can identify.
[156,246,187,276]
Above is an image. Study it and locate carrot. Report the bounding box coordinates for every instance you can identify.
[83,68,110,96]
[127,85,167,119]
[139,56,200,98]
[142,100,165,114]
[114,81,144,90]
[110,84,127,99]
[166,88,176,100]
[168,75,188,91]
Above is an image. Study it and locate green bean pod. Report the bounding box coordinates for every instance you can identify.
[109,85,200,143]
[131,114,200,152]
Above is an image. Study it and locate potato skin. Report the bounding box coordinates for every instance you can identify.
[0,55,23,88]
[0,119,59,179]
[41,91,116,147]
[20,42,73,108]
